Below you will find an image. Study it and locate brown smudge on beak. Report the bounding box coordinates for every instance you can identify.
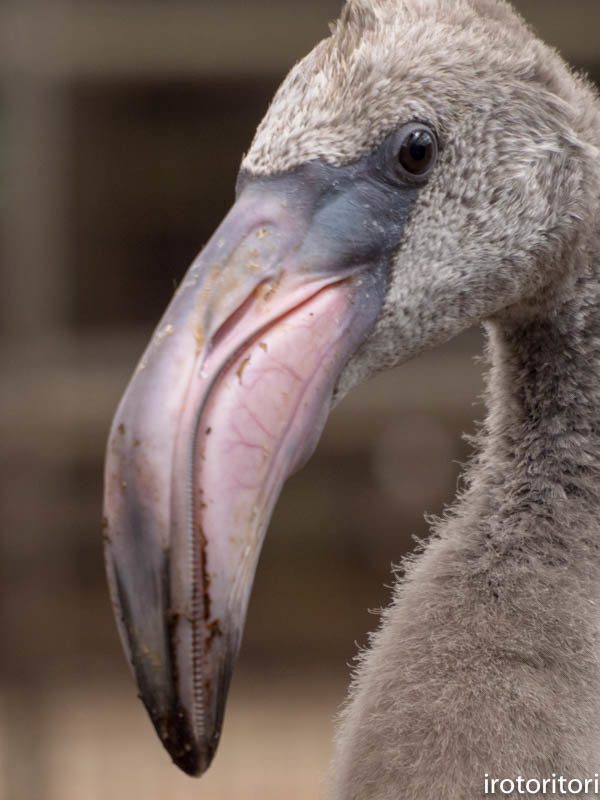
[236,356,251,383]
[102,153,416,773]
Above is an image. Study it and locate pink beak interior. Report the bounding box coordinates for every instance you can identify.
[102,158,411,773]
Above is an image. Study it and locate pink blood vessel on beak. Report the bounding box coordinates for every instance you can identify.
[103,156,416,773]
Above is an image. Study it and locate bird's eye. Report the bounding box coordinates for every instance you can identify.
[394,123,438,181]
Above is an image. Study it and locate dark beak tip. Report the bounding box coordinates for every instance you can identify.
[171,748,212,779]
[167,734,218,778]
[140,696,218,778]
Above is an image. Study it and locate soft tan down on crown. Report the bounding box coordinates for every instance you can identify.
[242,0,584,177]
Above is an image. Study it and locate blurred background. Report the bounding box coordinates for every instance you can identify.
[0,1,598,798]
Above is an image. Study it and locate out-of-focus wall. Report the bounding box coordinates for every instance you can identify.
[0,2,598,798]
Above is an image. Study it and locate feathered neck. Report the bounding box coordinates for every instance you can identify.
[328,237,600,800]
[466,234,600,572]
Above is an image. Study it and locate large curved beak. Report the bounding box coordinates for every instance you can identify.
[103,164,408,775]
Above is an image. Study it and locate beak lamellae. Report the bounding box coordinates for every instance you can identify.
[103,173,389,774]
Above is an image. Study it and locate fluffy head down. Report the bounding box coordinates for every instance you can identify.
[246,0,600,400]
[243,0,592,175]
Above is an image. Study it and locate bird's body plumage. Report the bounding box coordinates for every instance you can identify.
[104,0,600,796]
[332,282,600,798]
[320,5,600,796]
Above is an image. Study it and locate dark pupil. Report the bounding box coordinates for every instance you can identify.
[399,130,433,174]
